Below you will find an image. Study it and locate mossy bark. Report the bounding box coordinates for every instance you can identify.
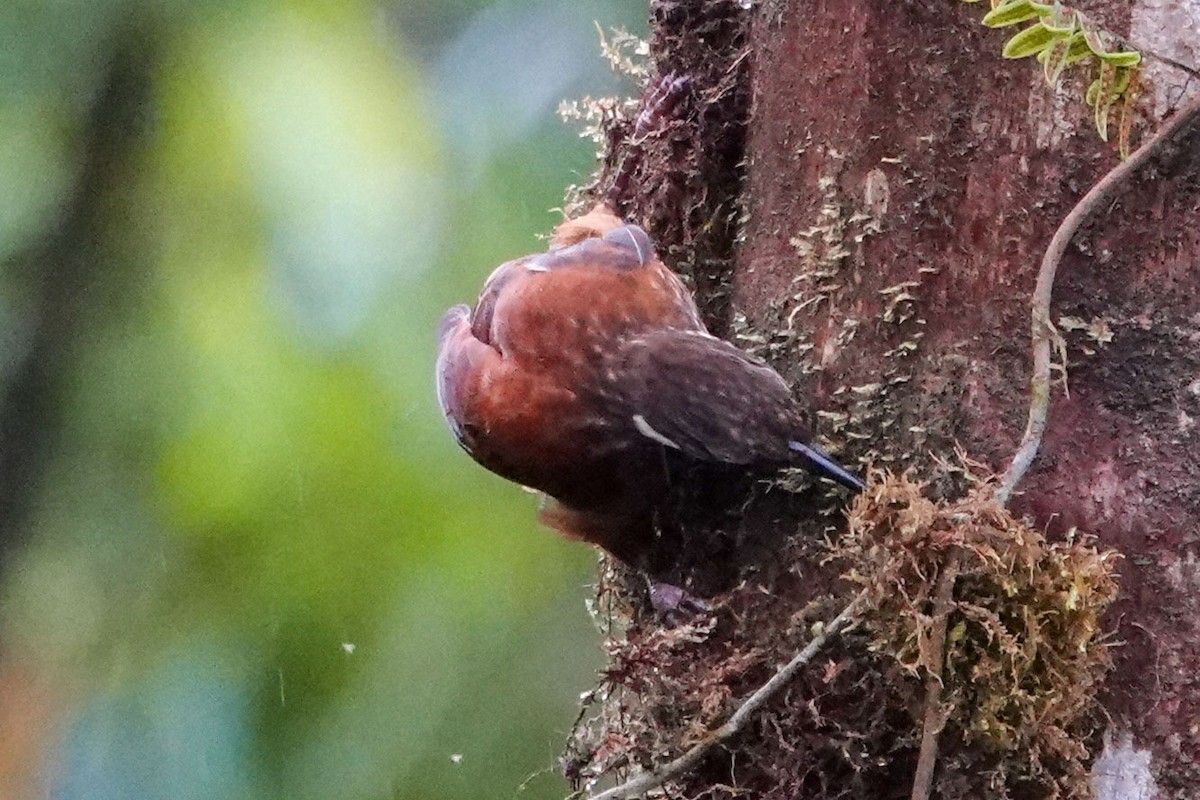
[738,3,1200,797]
[577,1,1200,798]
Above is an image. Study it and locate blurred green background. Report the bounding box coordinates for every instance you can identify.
[0,1,645,797]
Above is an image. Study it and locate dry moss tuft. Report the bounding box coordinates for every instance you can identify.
[839,472,1120,798]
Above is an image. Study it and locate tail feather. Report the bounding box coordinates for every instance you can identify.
[788,441,866,492]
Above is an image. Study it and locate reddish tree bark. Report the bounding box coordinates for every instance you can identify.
[737,2,1200,797]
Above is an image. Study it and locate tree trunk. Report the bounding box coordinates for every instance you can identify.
[576,1,1200,798]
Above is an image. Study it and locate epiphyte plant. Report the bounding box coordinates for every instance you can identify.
[962,0,1142,155]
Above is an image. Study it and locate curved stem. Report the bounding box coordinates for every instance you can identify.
[585,596,864,800]
[997,95,1200,505]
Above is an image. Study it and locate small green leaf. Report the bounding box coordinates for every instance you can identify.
[1091,61,1125,141]
[1002,22,1059,59]
[1111,66,1133,96]
[1083,27,1108,54]
[1097,61,1118,100]
[1042,4,1079,34]
[1117,73,1139,159]
[1097,49,1141,67]
[1085,78,1100,107]
[983,0,1052,27]
[1064,32,1095,64]
[1093,60,1117,106]
[1038,31,1091,65]
[1042,37,1072,85]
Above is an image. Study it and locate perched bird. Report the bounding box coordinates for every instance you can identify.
[436,206,864,570]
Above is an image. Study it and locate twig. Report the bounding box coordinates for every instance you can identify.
[909,550,963,800]
[585,595,865,800]
[997,94,1200,505]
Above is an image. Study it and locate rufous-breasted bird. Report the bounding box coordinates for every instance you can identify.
[436,206,864,569]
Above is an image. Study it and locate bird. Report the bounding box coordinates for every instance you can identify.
[435,206,864,572]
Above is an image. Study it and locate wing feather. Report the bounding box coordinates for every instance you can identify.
[610,330,806,465]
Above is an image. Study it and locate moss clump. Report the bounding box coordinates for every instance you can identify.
[839,472,1120,798]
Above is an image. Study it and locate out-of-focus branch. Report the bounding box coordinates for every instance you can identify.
[0,27,158,563]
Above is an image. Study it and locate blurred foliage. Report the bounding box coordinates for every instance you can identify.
[0,0,646,798]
